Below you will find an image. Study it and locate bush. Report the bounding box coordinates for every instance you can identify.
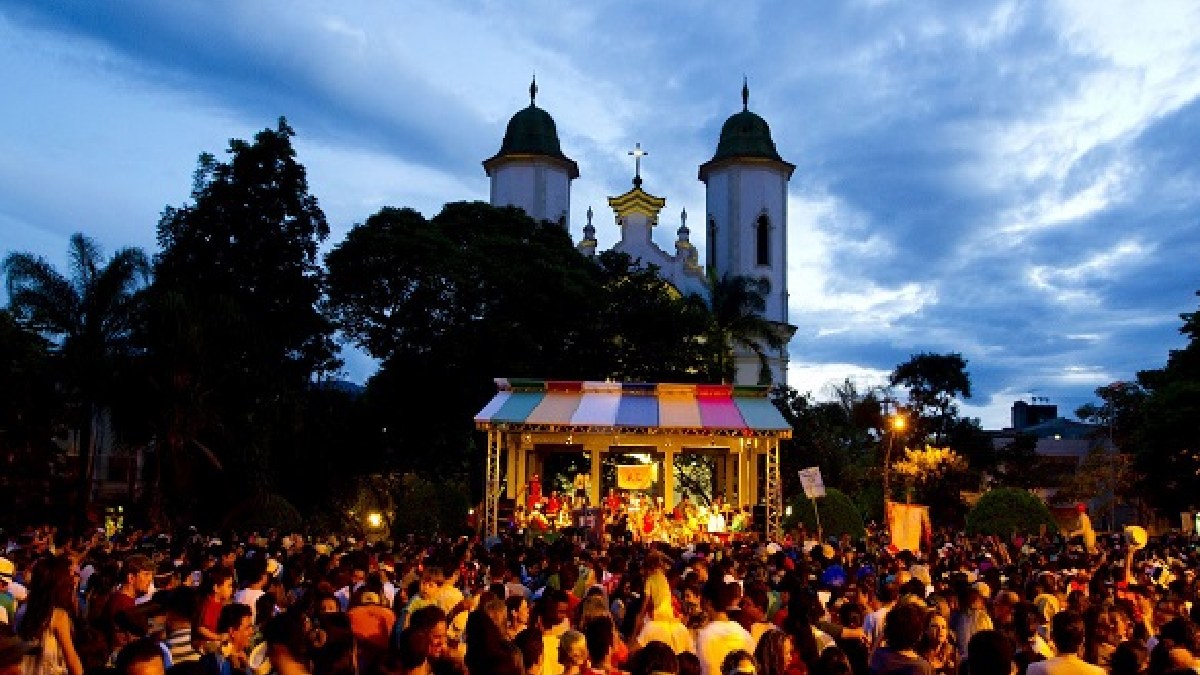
[966,488,1058,536]
[222,492,305,533]
[784,487,865,538]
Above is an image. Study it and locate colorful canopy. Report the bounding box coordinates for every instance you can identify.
[475,378,792,437]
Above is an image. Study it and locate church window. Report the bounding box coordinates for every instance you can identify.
[756,214,770,266]
[707,217,717,269]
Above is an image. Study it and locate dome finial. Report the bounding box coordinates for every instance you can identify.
[530,74,538,106]
[628,142,648,188]
[742,75,749,111]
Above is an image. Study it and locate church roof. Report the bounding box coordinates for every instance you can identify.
[483,97,580,178]
[475,379,791,437]
[699,81,794,180]
[608,185,667,222]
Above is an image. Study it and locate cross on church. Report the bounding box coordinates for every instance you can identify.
[628,142,647,187]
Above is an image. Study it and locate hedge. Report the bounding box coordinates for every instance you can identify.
[784,487,865,538]
[966,487,1058,536]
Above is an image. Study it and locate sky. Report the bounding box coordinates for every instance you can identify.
[2,1,1199,430]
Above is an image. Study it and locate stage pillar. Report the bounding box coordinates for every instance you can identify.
[725,454,737,503]
[505,437,518,500]
[588,445,603,506]
[664,447,676,509]
[515,441,527,507]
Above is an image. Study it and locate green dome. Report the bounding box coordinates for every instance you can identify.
[484,102,579,178]
[498,104,567,158]
[710,109,783,162]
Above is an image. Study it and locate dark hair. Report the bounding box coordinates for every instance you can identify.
[966,630,1014,675]
[201,567,234,599]
[754,629,790,675]
[678,651,702,675]
[115,637,165,675]
[18,556,76,641]
[1050,610,1086,655]
[410,604,449,631]
[630,640,679,675]
[585,615,615,664]
[217,603,253,633]
[812,647,852,675]
[263,610,311,659]
[397,627,431,670]
[782,588,820,668]
[720,649,756,675]
[882,603,926,652]
[1110,640,1148,675]
[514,627,544,673]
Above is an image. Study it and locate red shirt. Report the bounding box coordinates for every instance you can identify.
[199,597,223,633]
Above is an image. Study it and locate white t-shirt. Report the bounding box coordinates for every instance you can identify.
[638,619,696,655]
[235,588,267,623]
[695,619,753,675]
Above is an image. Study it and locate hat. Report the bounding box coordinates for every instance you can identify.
[820,544,835,560]
[266,558,281,577]
[0,557,13,581]
[360,591,382,605]
[0,635,37,667]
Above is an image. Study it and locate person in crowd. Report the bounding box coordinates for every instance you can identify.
[628,641,678,675]
[718,650,756,675]
[867,602,932,675]
[114,637,167,675]
[263,611,312,675]
[558,630,589,675]
[752,629,797,675]
[1026,611,1103,675]
[584,617,625,675]
[1109,640,1148,675]
[199,603,256,675]
[696,582,754,675]
[514,628,544,675]
[950,589,993,662]
[917,611,957,675]
[635,573,693,656]
[233,557,271,626]
[964,630,1014,675]
[508,596,532,640]
[17,556,85,675]
[197,568,237,646]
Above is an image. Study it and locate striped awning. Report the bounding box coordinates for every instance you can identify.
[475,378,792,437]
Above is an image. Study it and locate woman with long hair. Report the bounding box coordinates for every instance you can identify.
[916,611,957,675]
[754,629,800,675]
[780,588,833,673]
[18,556,85,675]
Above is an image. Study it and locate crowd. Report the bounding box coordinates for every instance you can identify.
[1,517,1198,675]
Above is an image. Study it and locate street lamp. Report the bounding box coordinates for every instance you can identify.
[882,412,907,507]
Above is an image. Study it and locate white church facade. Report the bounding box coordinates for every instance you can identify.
[483,80,796,386]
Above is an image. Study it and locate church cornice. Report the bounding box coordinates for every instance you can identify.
[607,185,667,222]
[483,152,580,179]
[697,155,795,182]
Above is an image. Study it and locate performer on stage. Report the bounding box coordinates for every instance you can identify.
[529,473,543,507]
[604,488,622,519]
[545,490,562,522]
[573,472,590,507]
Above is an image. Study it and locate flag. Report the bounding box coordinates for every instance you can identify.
[798,467,826,498]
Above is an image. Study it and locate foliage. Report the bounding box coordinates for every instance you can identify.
[784,488,865,538]
[387,474,471,537]
[3,233,150,521]
[890,353,971,443]
[965,487,1058,536]
[773,384,879,505]
[150,118,338,518]
[706,272,786,384]
[222,491,305,533]
[894,445,968,489]
[990,433,1042,489]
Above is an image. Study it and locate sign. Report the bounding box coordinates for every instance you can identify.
[798,466,826,499]
[617,464,654,490]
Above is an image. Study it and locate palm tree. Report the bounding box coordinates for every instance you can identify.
[4,233,150,522]
[705,272,787,384]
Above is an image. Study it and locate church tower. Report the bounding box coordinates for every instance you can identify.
[699,81,796,385]
[483,79,579,230]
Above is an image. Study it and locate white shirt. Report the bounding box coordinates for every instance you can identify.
[234,588,267,623]
[695,619,753,675]
[1026,654,1106,675]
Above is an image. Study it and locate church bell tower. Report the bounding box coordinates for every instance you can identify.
[483,78,579,230]
[699,81,797,385]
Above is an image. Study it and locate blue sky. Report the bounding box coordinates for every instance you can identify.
[2,1,1199,429]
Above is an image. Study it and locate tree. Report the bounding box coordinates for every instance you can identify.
[966,488,1058,536]
[890,352,972,443]
[1127,291,1200,513]
[773,383,879,507]
[784,488,865,538]
[1075,381,1146,451]
[706,272,787,384]
[151,118,338,520]
[4,233,149,522]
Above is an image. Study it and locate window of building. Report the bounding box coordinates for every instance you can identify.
[756,214,770,266]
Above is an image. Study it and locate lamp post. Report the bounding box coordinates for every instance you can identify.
[882,411,907,507]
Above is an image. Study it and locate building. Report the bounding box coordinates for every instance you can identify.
[483,79,796,386]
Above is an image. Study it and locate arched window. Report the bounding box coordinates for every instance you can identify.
[708,217,718,269]
[756,214,770,266]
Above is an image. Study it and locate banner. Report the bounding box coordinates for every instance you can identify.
[617,464,654,490]
[886,501,931,553]
[798,466,826,498]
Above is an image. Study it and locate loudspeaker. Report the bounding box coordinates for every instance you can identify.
[752,504,768,536]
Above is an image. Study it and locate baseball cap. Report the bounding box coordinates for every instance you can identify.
[0,557,14,581]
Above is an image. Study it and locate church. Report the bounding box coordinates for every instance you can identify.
[482,79,797,386]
